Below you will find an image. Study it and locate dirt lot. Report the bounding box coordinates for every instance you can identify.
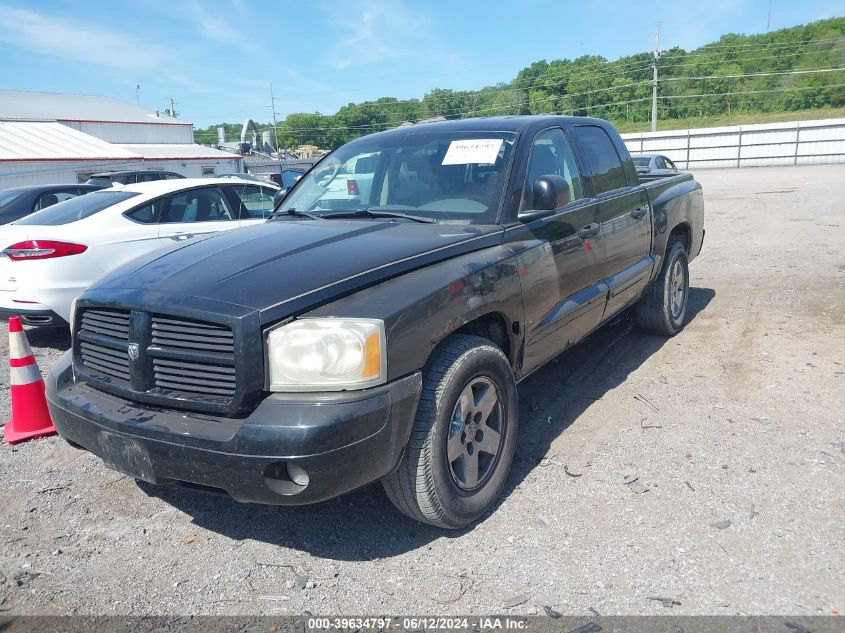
[0,165,843,616]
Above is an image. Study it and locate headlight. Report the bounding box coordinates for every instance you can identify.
[265,318,386,391]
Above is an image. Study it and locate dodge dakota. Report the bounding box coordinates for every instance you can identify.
[46,116,704,528]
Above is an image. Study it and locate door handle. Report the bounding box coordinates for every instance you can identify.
[632,206,648,220]
[578,223,600,239]
[171,232,194,241]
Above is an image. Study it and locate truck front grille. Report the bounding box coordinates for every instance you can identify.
[149,315,236,399]
[74,307,243,413]
[78,309,131,386]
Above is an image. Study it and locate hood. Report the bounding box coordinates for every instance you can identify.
[91,218,503,323]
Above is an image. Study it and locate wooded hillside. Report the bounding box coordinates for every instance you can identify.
[195,17,844,149]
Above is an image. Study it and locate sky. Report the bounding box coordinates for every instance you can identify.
[0,0,841,128]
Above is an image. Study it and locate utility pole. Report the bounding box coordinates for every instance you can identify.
[651,23,661,133]
[766,0,772,32]
[135,85,140,107]
[269,83,280,155]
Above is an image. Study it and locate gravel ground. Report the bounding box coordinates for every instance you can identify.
[0,165,842,616]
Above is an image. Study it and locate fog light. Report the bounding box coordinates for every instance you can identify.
[263,461,309,495]
[286,462,309,487]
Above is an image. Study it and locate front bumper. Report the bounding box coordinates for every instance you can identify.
[46,352,422,505]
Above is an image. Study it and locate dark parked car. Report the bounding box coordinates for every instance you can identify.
[0,184,105,224]
[48,116,704,528]
[85,170,185,187]
[632,153,680,180]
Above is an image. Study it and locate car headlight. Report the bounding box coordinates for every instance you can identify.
[265,318,386,391]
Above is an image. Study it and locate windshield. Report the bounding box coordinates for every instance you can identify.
[279,131,517,224]
[632,157,651,167]
[14,190,139,226]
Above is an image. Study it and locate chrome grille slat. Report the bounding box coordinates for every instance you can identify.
[152,380,235,397]
[152,372,235,390]
[80,309,130,339]
[79,343,129,364]
[152,358,236,376]
[79,355,130,380]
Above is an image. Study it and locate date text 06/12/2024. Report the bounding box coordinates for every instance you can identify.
[307,617,528,630]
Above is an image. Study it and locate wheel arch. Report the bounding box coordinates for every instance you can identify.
[668,221,692,253]
[452,312,514,366]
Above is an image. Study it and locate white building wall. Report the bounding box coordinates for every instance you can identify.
[61,121,193,144]
[0,156,244,189]
[0,160,142,189]
[142,157,244,178]
[621,118,845,169]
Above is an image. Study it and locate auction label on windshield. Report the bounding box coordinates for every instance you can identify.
[442,139,503,165]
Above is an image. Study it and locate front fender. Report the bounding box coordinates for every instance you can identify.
[304,246,525,380]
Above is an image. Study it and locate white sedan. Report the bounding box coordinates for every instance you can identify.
[0,178,279,326]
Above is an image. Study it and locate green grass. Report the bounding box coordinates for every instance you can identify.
[614,107,845,134]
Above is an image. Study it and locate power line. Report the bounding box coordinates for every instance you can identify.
[293,66,843,126]
[671,35,844,52]
[660,46,845,70]
[660,66,845,82]
[658,82,845,100]
[266,81,845,135]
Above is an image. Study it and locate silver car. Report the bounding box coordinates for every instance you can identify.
[633,154,679,180]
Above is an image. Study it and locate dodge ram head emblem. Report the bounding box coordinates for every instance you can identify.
[127,344,140,362]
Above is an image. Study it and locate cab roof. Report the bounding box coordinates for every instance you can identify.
[360,115,613,142]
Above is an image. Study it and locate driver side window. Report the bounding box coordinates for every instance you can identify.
[520,129,584,212]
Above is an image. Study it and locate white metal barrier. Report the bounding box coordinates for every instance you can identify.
[621,117,845,169]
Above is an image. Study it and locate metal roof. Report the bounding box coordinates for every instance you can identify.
[0,121,141,161]
[119,144,242,161]
[0,90,187,125]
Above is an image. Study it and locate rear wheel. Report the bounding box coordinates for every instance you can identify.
[382,334,518,529]
[636,239,689,335]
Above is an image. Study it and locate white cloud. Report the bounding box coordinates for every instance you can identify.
[182,0,246,47]
[0,3,169,70]
[319,0,433,69]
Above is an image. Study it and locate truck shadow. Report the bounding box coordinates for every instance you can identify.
[139,287,715,560]
[21,326,71,352]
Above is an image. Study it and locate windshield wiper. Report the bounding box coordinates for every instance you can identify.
[322,209,436,224]
[270,207,324,220]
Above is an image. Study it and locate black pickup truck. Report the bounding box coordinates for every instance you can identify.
[47,116,704,528]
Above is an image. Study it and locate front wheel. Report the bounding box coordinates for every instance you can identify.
[382,334,518,529]
[636,239,690,336]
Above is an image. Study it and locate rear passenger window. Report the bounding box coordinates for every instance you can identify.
[520,128,584,211]
[573,126,628,194]
[125,199,164,224]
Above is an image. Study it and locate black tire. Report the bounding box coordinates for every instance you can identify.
[382,334,518,529]
[636,239,690,336]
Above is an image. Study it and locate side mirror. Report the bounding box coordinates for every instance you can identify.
[273,188,288,208]
[518,175,570,223]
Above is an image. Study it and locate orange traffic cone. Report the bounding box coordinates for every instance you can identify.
[3,316,55,444]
